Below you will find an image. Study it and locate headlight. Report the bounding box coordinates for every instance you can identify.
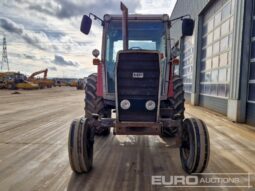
[120,99,131,110]
[145,100,156,111]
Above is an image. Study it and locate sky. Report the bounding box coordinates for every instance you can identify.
[0,0,177,78]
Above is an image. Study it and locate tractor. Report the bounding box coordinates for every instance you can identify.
[68,2,210,174]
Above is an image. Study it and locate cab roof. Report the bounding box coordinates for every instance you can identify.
[103,14,170,21]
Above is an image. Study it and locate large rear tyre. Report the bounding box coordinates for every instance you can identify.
[161,76,185,137]
[169,76,185,119]
[180,118,210,174]
[85,73,111,136]
[68,117,94,173]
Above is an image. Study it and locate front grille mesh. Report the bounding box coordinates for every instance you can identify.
[116,51,160,122]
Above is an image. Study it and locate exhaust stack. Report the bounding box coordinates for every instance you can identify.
[120,2,128,50]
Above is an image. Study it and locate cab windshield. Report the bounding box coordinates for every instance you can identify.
[105,20,166,92]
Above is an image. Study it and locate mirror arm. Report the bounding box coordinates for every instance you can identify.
[168,14,192,28]
[169,14,191,22]
[89,13,104,26]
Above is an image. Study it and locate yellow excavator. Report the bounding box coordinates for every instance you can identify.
[0,72,39,90]
[28,69,53,88]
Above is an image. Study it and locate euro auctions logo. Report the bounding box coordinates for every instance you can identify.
[152,175,199,186]
[151,173,254,188]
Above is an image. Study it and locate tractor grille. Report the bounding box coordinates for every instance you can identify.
[116,51,160,122]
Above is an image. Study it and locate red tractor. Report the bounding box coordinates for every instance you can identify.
[68,2,210,174]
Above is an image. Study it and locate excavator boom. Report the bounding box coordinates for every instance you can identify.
[28,68,53,89]
[28,69,48,80]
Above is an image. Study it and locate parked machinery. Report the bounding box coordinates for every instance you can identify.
[68,2,210,174]
[76,77,87,90]
[0,72,39,90]
[28,69,53,88]
[53,79,62,87]
[69,80,78,87]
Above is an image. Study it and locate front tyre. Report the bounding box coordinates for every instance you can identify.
[180,118,210,174]
[68,117,94,173]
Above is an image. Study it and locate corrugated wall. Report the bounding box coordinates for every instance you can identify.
[199,95,228,114]
[247,104,255,125]
[246,0,255,126]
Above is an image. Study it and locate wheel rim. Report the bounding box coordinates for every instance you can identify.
[180,120,196,173]
[180,118,210,174]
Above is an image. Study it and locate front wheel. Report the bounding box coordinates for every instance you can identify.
[180,118,210,174]
[68,117,94,173]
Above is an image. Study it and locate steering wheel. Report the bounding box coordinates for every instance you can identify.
[129,47,143,50]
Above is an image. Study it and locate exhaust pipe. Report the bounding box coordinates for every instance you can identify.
[120,2,128,50]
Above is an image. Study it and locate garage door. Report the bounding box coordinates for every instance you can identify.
[182,36,194,102]
[199,0,234,114]
[247,2,255,125]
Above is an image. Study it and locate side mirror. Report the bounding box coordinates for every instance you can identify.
[182,18,194,36]
[80,15,92,35]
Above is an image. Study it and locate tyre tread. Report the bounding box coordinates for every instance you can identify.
[180,118,210,174]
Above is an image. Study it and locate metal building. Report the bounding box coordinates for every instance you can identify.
[170,0,255,126]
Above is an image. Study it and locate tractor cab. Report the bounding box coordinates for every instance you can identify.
[103,14,169,93]
[80,5,194,100]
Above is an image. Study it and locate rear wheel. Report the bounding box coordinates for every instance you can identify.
[68,117,94,173]
[180,118,210,174]
[169,76,185,120]
[161,76,185,137]
[85,73,111,136]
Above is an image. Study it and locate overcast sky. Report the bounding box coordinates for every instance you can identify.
[0,0,177,78]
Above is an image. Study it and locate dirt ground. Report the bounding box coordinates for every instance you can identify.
[0,87,254,191]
